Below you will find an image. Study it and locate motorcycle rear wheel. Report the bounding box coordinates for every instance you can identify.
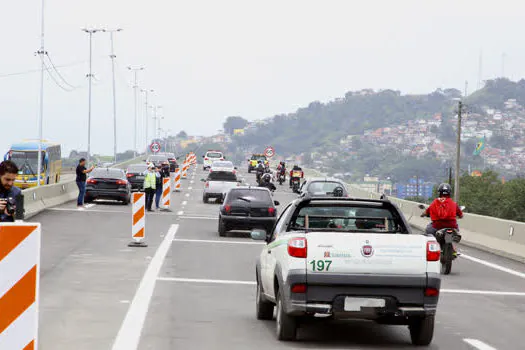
[441,244,453,275]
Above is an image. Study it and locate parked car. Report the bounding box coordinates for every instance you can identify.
[250,196,440,345]
[203,150,225,170]
[210,160,236,173]
[126,164,148,191]
[218,187,279,236]
[85,168,131,204]
[299,177,349,198]
[202,170,242,203]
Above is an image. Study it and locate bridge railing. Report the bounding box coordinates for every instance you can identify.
[305,168,525,262]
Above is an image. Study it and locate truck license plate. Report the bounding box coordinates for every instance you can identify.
[344,297,385,311]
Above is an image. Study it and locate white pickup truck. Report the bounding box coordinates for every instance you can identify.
[250,196,441,346]
[201,170,242,203]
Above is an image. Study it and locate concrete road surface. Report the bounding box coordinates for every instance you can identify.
[29,166,525,350]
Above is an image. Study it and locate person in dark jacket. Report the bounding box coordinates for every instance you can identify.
[75,158,95,207]
[0,161,22,222]
[154,165,167,209]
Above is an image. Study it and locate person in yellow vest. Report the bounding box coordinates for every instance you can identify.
[143,164,156,212]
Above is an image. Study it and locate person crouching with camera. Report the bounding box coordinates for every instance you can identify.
[0,160,22,222]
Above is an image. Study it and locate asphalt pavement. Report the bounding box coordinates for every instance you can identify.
[29,165,525,350]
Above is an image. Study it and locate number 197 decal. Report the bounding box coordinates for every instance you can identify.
[309,260,332,271]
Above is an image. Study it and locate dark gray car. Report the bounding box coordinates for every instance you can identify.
[299,177,349,198]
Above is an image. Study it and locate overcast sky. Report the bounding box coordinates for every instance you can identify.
[1,0,524,156]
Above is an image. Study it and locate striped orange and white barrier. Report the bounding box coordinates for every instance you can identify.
[181,159,188,179]
[161,177,171,209]
[128,192,147,247]
[0,223,41,350]
[173,168,181,192]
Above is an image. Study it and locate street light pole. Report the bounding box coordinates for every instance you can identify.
[36,0,46,187]
[103,28,122,164]
[128,66,144,158]
[82,28,103,166]
[454,100,463,203]
[141,89,153,153]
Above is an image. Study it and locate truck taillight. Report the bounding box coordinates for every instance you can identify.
[205,157,209,160]
[224,204,231,213]
[424,287,439,297]
[268,207,275,216]
[291,283,307,293]
[288,237,307,258]
[427,241,440,261]
[205,182,209,188]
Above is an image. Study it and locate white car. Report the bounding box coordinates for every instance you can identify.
[203,150,225,170]
[201,170,242,203]
[210,160,236,174]
[250,196,441,346]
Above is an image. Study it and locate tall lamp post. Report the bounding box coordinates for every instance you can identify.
[82,28,103,166]
[128,66,144,157]
[36,0,46,187]
[103,28,122,163]
[141,89,154,153]
[453,99,464,203]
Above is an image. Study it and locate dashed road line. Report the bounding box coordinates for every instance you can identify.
[185,193,190,197]
[441,289,525,297]
[176,211,184,216]
[182,201,187,206]
[463,338,497,350]
[178,215,217,220]
[173,238,264,245]
[461,253,525,280]
[157,277,256,285]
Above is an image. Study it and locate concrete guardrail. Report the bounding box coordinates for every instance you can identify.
[305,168,525,263]
[22,156,145,219]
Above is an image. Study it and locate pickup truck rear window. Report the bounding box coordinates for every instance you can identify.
[207,172,237,181]
[288,205,406,233]
[206,152,223,158]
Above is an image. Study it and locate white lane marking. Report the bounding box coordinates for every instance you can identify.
[111,224,179,350]
[84,203,96,209]
[157,277,256,285]
[176,211,184,215]
[441,289,525,297]
[182,201,187,206]
[461,253,525,279]
[185,193,190,197]
[190,181,194,184]
[463,338,497,350]
[179,215,217,220]
[50,208,127,214]
[173,238,264,245]
[188,186,193,190]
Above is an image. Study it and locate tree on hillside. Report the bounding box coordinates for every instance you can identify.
[176,131,188,139]
[223,116,248,135]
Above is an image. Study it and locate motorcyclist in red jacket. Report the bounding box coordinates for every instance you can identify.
[422,183,463,256]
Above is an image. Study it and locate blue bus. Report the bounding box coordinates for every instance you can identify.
[4,140,62,189]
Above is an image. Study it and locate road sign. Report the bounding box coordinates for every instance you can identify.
[150,142,161,153]
[264,146,275,158]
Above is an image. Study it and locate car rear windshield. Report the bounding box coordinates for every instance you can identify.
[148,155,168,162]
[207,171,237,181]
[212,161,232,168]
[288,204,406,233]
[227,189,271,203]
[90,169,125,179]
[128,165,147,173]
[251,155,266,160]
[307,181,345,194]
[207,152,222,158]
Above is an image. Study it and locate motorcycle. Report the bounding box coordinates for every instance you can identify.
[291,177,301,193]
[278,172,285,185]
[418,204,465,275]
[259,174,276,194]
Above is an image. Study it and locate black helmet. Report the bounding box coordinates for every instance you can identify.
[438,183,452,197]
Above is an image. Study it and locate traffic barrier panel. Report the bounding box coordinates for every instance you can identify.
[128,192,147,247]
[161,178,171,210]
[0,223,41,350]
[181,159,188,179]
[174,169,181,192]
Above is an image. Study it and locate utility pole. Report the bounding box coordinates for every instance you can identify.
[36,0,46,187]
[454,100,463,202]
[141,89,153,153]
[128,66,144,157]
[82,28,103,166]
[103,28,122,164]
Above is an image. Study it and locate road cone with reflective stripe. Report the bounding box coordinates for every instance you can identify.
[129,192,147,247]
[0,223,41,350]
[182,157,189,179]
[174,168,181,192]
[160,178,171,210]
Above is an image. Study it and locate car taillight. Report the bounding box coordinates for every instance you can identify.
[427,241,440,261]
[126,173,134,178]
[87,179,97,184]
[205,182,209,188]
[424,287,439,297]
[288,237,307,258]
[268,207,275,216]
[224,204,231,213]
[117,179,128,185]
[205,157,209,160]
[291,283,307,294]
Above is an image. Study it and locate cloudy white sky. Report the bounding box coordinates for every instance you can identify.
[1,0,524,156]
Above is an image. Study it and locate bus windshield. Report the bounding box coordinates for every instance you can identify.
[10,151,44,175]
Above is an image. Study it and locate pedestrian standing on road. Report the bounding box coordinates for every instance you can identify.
[154,165,164,210]
[0,160,22,222]
[143,164,156,212]
[76,158,94,207]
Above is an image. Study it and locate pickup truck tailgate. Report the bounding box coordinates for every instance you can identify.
[306,232,428,276]
[208,181,238,193]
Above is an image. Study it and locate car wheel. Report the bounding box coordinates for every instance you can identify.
[276,290,297,341]
[256,277,274,320]
[203,195,208,204]
[218,219,227,237]
[409,315,435,346]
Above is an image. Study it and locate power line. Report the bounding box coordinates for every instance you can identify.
[0,57,101,79]
[45,53,79,89]
[40,56,75,92]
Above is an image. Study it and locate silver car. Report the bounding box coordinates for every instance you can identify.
[202,170,243,203]
[299,177,349,198]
